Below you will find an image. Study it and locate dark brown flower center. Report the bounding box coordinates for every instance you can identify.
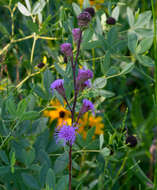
[59,111,65,118]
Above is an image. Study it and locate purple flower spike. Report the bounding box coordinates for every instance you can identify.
[80,99,95,115]
[77,11,91,27]
[60,43,72,57]
[55,124,77,146]
[50,79,65,96]
[72,28,81,43]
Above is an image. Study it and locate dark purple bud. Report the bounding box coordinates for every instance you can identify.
[72,28,81,43]
[50,79,65,97]
[126,135,137,147]
[60,43,73,57]
[37,62,45,68]
[77,11,91,27]
[106,17,116,25]
[84,7,95,17]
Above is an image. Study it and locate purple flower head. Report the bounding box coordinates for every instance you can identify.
[77,11,91,27]
[76,68,93,92]
[60,43,72,57]
[55,124,77,146]
[50,79,65,96]
[72,28,81,43]
[80,99,95,115]
[77,68,93,83]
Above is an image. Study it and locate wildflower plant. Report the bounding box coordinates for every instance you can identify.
[49,8,96,189]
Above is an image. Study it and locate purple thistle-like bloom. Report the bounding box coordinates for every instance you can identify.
[55,124,77,146]
[72,28,81,43]
[77,11,91,27]
[50,79,65,96]
[80,99,95,115]
[60,43,73,57]
[76,68,93,91]
[77,68,93,82]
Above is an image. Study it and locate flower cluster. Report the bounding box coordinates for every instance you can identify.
[49,7,96,147]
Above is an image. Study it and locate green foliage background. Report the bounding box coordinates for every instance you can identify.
[0,0,157,189]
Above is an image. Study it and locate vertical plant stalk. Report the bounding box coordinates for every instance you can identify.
[69,145,72,190]
[30,33,37,65]
[151,1,157,189]
[71,31,82,123]
[68,30,82,190]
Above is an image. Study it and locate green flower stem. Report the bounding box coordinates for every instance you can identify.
[151,0,157,189]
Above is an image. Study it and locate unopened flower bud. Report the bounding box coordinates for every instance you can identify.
[106,17,116,25]
[77,11,91,27]
[126,135,137,147]
[50,79,65,97]
[72,28,81,43]
[60,43,72,57]
[84,7,95,17]
[37,62,45,68]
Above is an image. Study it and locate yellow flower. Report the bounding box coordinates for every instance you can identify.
[78,112,104,139]
[78,0,104,9]
[43,99,71,127]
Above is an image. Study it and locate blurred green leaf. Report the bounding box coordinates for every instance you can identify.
[136,37,153,54]
[128,32,137,54]
[22,173,40,190]
[93,77,107,89]
[17,2,31,16]
[46,168,56,190]
[137,55,154,67]
[56,175,68,190]
[54,152,68,174]
[112,6,120,21]
[100,147,110,157]
[127,7,134,27]
[0,150,9,165]
[120,62,134,75]
[25,0,31,11]
[0,166,10,175]
[10,151,16,173]
[16,99,27,118]
[72,3,81,16]
[22,111,40,120]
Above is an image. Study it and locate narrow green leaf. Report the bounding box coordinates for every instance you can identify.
[128,32,137,54]
[112,6,120,21]
[25,0,31,11]
[72,3,81,16]
[127,7,134,27]
[46,168,56,190]
[6,98,16,117]
[22,111,40,120]
[16,99,27,118]
[120,62,134,75]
